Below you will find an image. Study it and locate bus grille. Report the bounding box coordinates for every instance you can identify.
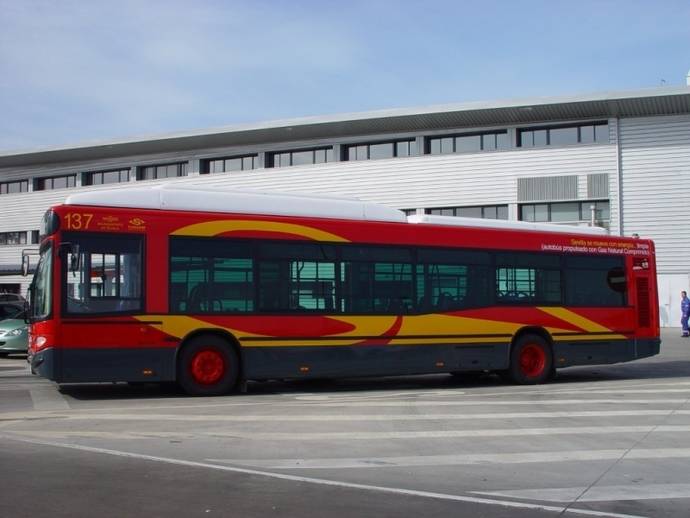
[636,278,651,327]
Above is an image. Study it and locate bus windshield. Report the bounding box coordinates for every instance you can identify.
[30,242,53,321]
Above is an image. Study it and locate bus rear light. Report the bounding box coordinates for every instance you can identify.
[142,369,154,376]
[436,361,445,368]
[299,366,310,373]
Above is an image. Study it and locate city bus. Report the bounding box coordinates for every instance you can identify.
[24,184,660,395]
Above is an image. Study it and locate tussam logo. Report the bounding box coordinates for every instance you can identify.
[129,218,145,226]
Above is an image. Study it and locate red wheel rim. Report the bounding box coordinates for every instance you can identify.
[190,348,226,385]
[519,344,546,378]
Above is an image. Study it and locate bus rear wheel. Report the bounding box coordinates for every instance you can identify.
[508,334,553,385]
[177,335,239,396]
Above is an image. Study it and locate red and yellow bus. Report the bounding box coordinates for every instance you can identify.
[25,184,660,395]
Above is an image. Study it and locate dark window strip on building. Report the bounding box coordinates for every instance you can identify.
[426,131,510,155]
[0,231,27,245]
[427,205,509,220]
[84,168,131,186]
[34,174,77,191]
[519,200,610,224]
[137,162,188,181]
[205,155,258,174]
[343,139,417,161]
[0,180,29,195]
[518,122,608,148]
[267,147,334,168]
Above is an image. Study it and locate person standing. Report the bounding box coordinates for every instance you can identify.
[682,291,690,337]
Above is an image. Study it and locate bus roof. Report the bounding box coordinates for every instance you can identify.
[64,184,408,223]
[64,183,609,236]
[407,214,608,235]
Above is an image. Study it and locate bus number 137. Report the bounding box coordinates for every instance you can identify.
[64,213,93,230]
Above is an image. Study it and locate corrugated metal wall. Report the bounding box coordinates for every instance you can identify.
[619,114,690,273]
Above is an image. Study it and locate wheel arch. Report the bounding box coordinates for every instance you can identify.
[511,326,554,352]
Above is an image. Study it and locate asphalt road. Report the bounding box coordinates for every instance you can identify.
[1,330,689,518]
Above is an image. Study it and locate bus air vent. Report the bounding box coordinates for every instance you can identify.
[636,278,651,327]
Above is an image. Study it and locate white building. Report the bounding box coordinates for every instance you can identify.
[1,86,689,326]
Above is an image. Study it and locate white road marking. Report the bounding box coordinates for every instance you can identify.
[11,424,690,441]
[205,424,690,440]
[475,483,690,503]
[0,368,32,377]
[1,408,688,422]
[29,387,70,411]
[314,396,690,407]
[207,448,690,469]
[0,432,647,518]
[293,390,467,400]
[11,398,684,416]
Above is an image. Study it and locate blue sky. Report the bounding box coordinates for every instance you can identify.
[1,0,689,152]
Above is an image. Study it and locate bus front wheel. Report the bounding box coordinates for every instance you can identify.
[177,335,239,396]
[508,334,553,385]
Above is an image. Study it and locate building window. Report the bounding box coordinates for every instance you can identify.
[31,230,40,244]
[518,122,608,148]
[426,131,509,155]
[138,162,188,181]
[267,147,333,168]
[0,180,29,195]
[34,174,76,191]
[205,155,258,174]
[0,231,27,245]
[520,200,610,225]
[427,205,509,220]
[343,139,417,161]
[84,168,131,186]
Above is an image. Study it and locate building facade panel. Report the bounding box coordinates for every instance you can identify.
[619,113,690,327]
[619,114,690,271]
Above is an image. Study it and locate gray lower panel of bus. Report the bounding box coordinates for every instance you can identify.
[31,347,177,383]
[553,338,660,368]
[31,338,660,384]
[243,343,510,380]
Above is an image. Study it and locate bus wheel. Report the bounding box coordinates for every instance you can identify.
[509,334,553,385]
[177,336,239,396]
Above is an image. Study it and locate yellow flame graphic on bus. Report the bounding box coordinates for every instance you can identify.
[171,220,349,242]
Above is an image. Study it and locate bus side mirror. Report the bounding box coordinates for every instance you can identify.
[21,254,30,277]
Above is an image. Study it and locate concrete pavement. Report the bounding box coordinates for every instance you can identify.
[1,329,689,517]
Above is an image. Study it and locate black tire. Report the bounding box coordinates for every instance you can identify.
[177,335,239,396]
[508,334,553,385]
